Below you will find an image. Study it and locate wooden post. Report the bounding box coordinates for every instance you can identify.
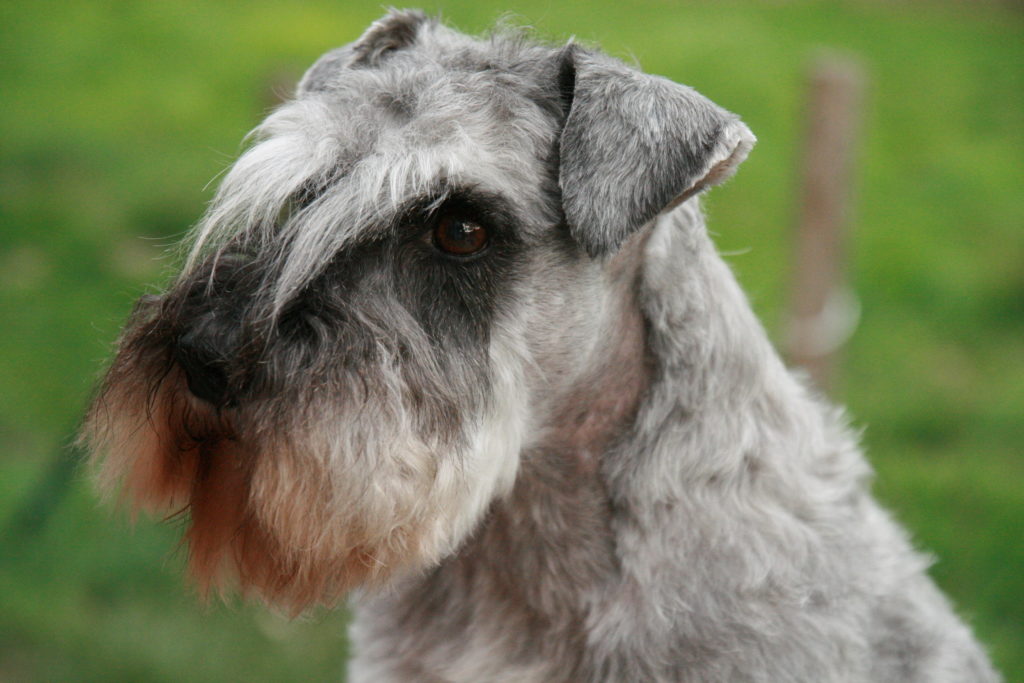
[787,55,865,394]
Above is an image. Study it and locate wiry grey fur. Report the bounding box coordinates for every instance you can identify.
[84,10,999,682]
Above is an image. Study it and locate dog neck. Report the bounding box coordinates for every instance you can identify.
[350,201,857,679]
[542,229,655,476]
[440,226,656,621]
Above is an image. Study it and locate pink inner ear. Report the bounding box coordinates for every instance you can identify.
[699,143,751,188]
[670,123,756,210]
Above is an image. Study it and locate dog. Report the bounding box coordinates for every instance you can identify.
[83,10,999,682]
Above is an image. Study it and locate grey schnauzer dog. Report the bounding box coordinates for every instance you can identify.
[83,10,998,682]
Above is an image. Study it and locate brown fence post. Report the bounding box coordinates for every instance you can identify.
[786,54,865,394]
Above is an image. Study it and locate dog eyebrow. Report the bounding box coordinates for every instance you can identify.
[392,186,520,239]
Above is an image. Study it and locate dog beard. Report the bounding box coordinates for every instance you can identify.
[82,294,527,613]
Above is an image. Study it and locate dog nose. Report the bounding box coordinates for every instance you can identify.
[175,327,233,407]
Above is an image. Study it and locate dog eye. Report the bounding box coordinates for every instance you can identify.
[433,214,488,256]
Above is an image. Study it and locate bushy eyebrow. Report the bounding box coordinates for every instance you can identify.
[393,185,519,234]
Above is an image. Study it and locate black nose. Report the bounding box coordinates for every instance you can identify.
[175,327,233,407]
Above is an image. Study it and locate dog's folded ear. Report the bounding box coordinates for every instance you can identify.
[298,10,433,93]
[557,47,756,256]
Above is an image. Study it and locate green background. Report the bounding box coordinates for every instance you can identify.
[2,1,1021,680]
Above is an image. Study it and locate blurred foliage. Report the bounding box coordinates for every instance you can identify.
[1,1,1021,680]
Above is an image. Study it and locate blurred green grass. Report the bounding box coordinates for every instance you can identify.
[1,1,1021,680]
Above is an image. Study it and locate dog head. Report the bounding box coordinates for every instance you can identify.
[82,10,753,612]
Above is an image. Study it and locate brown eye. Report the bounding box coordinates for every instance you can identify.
[433,214,488,256]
